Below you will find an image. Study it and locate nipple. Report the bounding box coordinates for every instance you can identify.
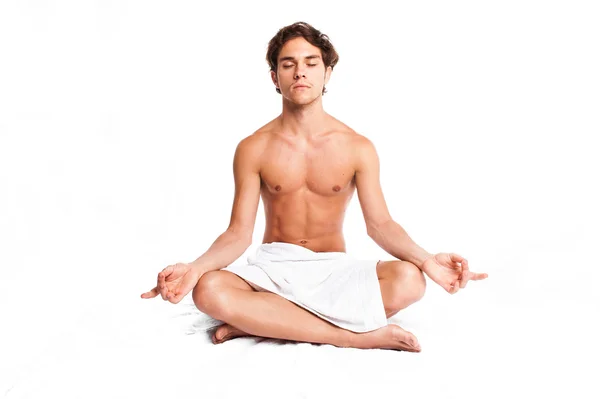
[332,185,341,192]
[275,185,281,191]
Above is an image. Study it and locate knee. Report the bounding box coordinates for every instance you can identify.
[389,261,426,308]
[192,271,230,318]
[401,261,426,300]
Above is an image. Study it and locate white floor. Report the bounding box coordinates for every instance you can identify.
[1,2,599,397]
[2,232,598,399]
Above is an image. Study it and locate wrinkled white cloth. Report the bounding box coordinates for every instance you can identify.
[222,242,388,332]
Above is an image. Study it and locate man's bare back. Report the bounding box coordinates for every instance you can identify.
[246,115,362,253]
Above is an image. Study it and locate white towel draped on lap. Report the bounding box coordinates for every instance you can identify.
[222,242,388,333]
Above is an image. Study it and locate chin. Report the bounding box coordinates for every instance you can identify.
[285,92,320,105]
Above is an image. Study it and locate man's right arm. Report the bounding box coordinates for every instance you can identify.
[189,135,262,274]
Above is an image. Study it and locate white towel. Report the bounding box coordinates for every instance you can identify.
[222,242,388,332]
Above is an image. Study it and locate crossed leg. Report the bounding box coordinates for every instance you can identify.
[193,260,426,351]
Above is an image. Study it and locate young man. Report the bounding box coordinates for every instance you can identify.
[141,22,487,351]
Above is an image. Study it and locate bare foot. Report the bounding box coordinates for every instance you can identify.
[210,323,419,351]
[212,324,251,344]
[355,324,421,352]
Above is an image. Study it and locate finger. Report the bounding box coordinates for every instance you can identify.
[449,281,460,294]
[459,272,488,290]
[141,287,159,299]
[159,265,178,299]
[158,268,172,301]
[449,253,466,264]
[461,257,470,273]
[459,270,469,289]
[167,291,183,304]
[453,282,461,294]
[157,276,166,300]
[161,264,176,279]
[448,253,469,271]
[166,288,176,301]
[471,272,488,280]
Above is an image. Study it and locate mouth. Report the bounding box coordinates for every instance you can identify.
[293,85,310,89]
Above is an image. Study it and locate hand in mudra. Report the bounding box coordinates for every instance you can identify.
[141,262,202,304]
[422,253,488,294]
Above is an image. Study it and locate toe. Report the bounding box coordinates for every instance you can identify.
[408,335,419,347]
[213,325,230,344]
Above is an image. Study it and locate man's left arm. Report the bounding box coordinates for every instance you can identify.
[353,135,432,270]
[353,135,488,293]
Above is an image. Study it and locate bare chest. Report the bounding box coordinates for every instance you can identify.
[260,141,355,196]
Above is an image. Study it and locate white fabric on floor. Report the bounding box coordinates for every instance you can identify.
[2,239,599,399]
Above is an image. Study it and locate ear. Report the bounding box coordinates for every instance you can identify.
[324,66,332,86]
[270,70,279,90]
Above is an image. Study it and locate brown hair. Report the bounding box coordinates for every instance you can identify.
[266,21,339,95]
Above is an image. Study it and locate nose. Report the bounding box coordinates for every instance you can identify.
[294,67,306,80]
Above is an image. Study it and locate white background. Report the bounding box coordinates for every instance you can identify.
[1,1,599,398]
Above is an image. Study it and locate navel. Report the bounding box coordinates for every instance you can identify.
[332,185,341,192]
[275,185,281,192]
[300,240,308,244]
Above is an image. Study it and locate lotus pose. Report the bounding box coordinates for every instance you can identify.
[141,21,488,352]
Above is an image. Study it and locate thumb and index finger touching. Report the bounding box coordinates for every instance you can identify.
[140,264,177,300]
[449,253,488,278]
[447,253,489,290]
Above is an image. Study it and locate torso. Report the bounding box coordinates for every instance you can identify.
[256,116,359,253]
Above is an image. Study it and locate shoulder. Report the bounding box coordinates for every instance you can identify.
[353,133,379,173]
[328,116,377,151]
[350,132,376,151]
[324,117,378,169]
[332,126,378,171]
[232,121,280,174]
[235,125,272,158]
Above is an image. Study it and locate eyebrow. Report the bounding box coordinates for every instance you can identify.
[279,55,322,62]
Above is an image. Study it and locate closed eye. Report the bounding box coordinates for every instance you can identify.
[283,64,318,68]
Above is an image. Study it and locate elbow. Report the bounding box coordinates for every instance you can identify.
[235,232,253,249]
[366,225,376,239]
[366,218,394,240]
[241,236,253,249]
[226,227,253,248]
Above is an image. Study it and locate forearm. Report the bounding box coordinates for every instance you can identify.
[189,229,251,274]
[368,220,432,270]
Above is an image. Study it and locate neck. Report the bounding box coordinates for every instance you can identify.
[279,95,328,138]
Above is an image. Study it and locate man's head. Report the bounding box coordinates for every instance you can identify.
[266,22,339,103]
